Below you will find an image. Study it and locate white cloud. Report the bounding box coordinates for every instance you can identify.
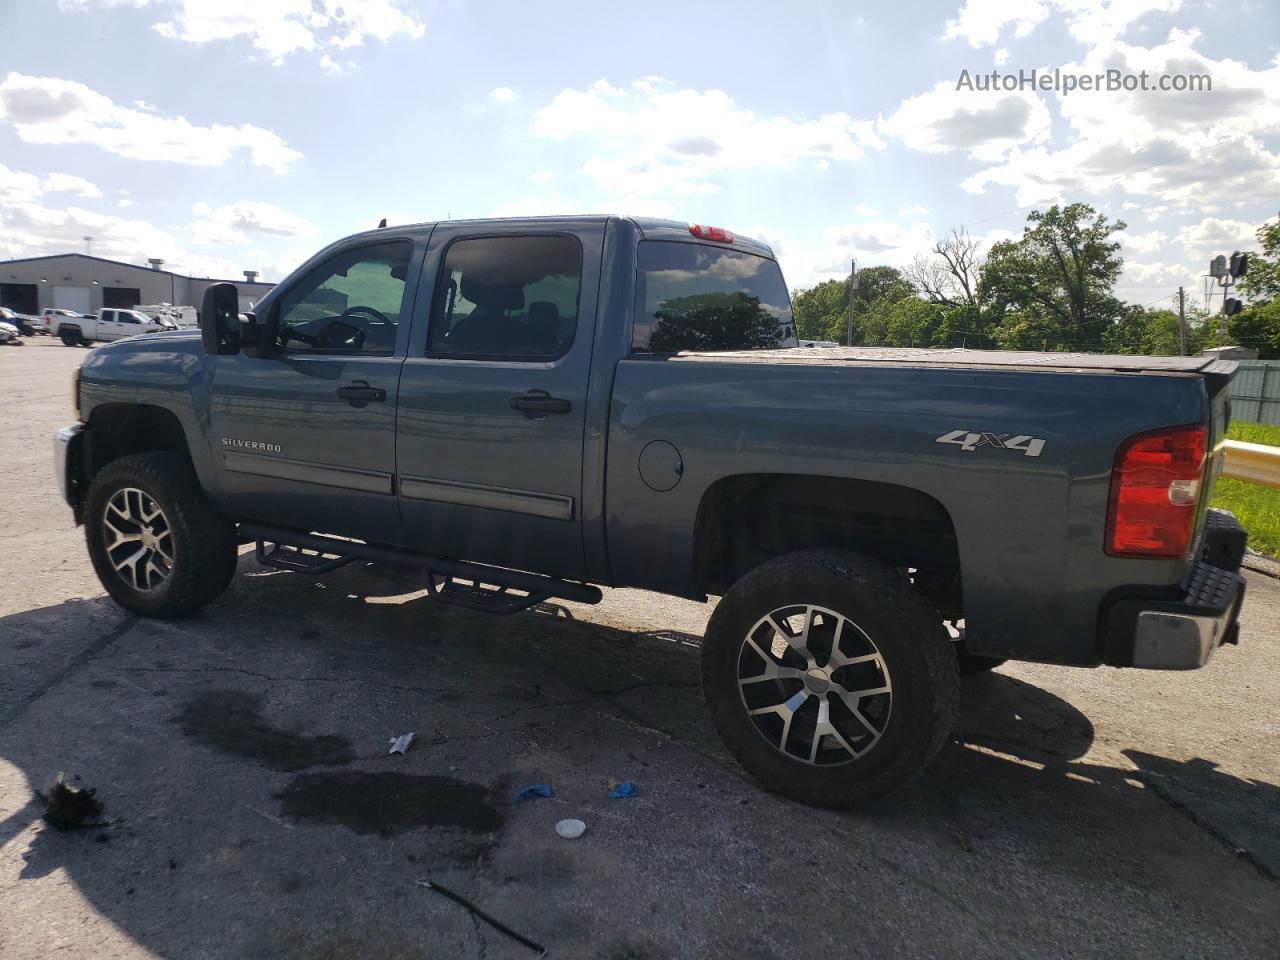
[854,203,882,217]
[955,28,1280,206]
[530,170,554,183]
[899,204,929,217]
[64,0,425,64]
[530,77,882,199]
[944,0,1051,47]
[41,172,102,198]
[880,81,1052,159]
[318,54,355,74]
[189,200,319,244]
[944,0,1181,48]
[1178,216,1258,259]
[1121,229,1169,254]
[0,73,301,172]
[491,86,516,102]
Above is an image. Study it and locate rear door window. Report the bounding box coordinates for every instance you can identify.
[633,240,796,353]
[428,235,581,360]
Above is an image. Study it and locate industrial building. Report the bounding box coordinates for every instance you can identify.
[0,253,275,317]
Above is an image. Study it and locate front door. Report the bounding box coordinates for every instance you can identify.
[209,237,425,544]
[395,223,603,579]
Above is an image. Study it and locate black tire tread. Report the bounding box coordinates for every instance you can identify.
[702,549,960,808]
[84,452,237,618]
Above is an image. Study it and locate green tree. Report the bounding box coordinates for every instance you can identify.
[1239,210,1280,300]
[981,203,1127,350]
[791,278,848,342]
[1229,300,1280,359]
[648,292,782,352]
[876,298,948,347]
[790,266,913,344]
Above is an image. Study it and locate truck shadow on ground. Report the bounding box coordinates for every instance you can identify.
[1,560,1278,957]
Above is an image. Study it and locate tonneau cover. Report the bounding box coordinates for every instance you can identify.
[674,346,1237,380]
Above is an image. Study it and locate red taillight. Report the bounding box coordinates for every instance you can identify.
[1106,424,1207,557]
[688,223,735,243]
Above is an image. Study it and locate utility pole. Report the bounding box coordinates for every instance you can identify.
[1177,286,1186,356]
[846,259,857,346]
[83,235,92,256]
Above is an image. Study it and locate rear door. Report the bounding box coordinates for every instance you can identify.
[395,221,604,579]
[96,310,121,339]
[209,236,426,544]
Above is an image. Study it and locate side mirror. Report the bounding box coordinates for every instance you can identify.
[240,302,279,358]
[201,283,240,355]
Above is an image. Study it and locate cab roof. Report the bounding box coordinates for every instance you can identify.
[345,215,776,259]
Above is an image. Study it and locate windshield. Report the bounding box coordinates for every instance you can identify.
[633,240,796,353]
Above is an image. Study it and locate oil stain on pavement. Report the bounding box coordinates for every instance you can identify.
[275,772,503,836]
[173,689,355,771]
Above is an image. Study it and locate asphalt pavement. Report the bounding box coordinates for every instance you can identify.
[2,337,1278,959]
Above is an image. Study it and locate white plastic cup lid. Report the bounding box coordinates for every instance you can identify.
[556,818,586,839]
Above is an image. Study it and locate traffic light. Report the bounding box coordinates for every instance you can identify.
[1222,297,1244,316]
[1229,251,1249,279]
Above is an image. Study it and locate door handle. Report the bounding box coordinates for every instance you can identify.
[336,380,386,407]
[509,390,572,418]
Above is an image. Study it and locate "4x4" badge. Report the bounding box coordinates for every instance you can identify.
[935,430,1045,457]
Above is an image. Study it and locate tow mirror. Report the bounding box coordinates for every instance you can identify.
[201,283,240,355]
[240,303,279,359]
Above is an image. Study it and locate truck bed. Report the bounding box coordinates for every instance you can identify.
[672,346,1237,378]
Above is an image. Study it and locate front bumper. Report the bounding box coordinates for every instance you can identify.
[1102,509,1246,670]
[54,423,88,514]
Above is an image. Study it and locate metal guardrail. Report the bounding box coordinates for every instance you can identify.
[1221,440,1280,489]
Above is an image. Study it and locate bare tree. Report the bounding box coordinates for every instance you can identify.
[905,226,984,307]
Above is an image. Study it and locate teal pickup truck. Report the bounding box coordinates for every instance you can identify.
[54,215,1248,806]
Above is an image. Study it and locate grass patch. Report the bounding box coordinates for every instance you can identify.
[1210,421,1280,557]
[1227,420,1280,447]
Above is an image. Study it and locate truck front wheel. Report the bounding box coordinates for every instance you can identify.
[84,453,237,618]
[701,549,959,808]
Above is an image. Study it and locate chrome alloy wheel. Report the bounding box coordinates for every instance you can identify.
[737,604,892,766]
[103,487,174,591]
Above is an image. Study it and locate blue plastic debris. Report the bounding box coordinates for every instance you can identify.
[608,780,638,799]
[513,783,554,804]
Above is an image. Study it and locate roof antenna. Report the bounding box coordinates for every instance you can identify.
[377,217,387,228]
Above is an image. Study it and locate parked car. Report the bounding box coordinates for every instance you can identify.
[50,307,166,346]
[137,303,199,329]
[1,306,38,336]
[0,319,23,345]
[54,215,1248,808]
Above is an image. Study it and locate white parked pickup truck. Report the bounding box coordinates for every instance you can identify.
[52,307,166,346]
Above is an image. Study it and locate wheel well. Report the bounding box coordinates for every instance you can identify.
[86,404,191,478]
[693,474,963,617]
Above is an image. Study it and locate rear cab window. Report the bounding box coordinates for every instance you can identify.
[632,240,796,353]
[429,235,582,360]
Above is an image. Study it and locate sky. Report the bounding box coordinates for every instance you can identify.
[1,0,1278,314]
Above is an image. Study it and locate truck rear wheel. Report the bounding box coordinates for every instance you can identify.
[701,549,959,808]
[60,327,81,346]
[84,453,237,618]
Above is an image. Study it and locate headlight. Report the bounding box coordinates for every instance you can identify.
[71,366,82,420]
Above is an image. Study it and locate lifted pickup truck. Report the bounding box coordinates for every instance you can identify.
[52,307,166,346]
[55,215,1248,807]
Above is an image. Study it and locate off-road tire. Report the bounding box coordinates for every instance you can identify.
[702,549,959,808]
[85,452,237,618]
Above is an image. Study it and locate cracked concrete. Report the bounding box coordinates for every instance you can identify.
[2,337,1279,959]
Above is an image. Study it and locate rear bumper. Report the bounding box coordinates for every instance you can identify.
[1101,509,1246,670]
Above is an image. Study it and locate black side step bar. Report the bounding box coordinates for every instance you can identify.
[237,522,602,613]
